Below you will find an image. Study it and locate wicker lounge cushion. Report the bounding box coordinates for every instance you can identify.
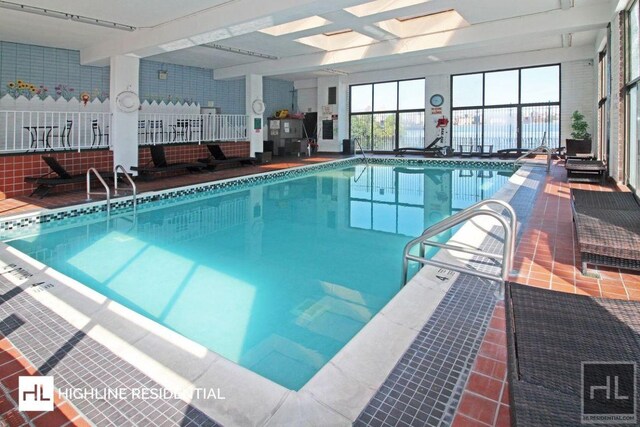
[506,282,640,426]
[573,209,640,261]
[571,189,640,211]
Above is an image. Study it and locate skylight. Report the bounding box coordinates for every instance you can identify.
[396,9,453,22]
[376,9,467,39]
[296,30,376,51]
[345,0,430,18]
[259,16,331,36]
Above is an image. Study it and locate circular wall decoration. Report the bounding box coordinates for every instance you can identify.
[115,90,140,112]
[430,94,444,107]
[252,99,265,115]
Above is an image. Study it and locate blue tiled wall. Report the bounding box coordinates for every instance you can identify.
[0,41,109,99]
[264,78,295,116]
[0,41,294,114]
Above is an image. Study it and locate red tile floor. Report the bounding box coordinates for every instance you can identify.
[455,160,640,426]
[1,157,639,426]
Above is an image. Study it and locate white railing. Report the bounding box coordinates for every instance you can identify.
[138,113,247,145]
[0,111,112,153]
[0,111,248,153]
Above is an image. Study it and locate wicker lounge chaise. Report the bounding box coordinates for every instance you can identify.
[506,282,640,426]
[565,159,607,183]
[570,189,640,274]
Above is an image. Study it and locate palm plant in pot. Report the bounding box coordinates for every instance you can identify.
[566,110,592,158]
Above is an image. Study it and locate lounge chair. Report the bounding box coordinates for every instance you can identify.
[570,189,640,274]
[506,281,640,426]
[565,159,607,183]
[564,138,593,160]
[24,156,112,198]
[131,145,205,178]
[198,144,256,170]
[497,147,530,158]
[394,136,451,157]
[459,144,493,157]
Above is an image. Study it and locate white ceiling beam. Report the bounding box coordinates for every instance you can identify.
[214,1,612,79]
[80,0,366,65]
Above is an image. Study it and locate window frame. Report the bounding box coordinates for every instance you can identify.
[349,78,426,152]
[450,64,561,151]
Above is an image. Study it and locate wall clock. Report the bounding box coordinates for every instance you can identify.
[252,99,265,115]
[430,94,444,107]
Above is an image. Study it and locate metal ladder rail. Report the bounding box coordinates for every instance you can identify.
[514,144,552,172]
[86,168,111,216]
[353,137,369,166]
[113,164,137,212]
[402,199,516,285]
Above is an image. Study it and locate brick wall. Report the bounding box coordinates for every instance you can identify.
[0,142,249,199]
[0,150,113,199]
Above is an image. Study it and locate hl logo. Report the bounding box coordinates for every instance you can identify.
[18,376,54,412]
[590,375,629,401]
[582,362,636,424]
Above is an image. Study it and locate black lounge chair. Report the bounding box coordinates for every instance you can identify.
[393,136,452,157]
[198,144,256,170]
[506,282,640,426]
[459,144,493,158]
[131,145,205,178]
[570,189,640,274]
[24,156,112,198]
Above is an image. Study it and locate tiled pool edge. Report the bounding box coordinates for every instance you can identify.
[0,157,515,237]
[0,160,537,426]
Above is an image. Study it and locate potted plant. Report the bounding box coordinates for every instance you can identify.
[566,110,592,157]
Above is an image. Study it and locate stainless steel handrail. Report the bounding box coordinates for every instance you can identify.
[114,164,137,212]
[86,167,111,216]
[353,137,369,166]
[514,132,551,172]
[402,199,516,285]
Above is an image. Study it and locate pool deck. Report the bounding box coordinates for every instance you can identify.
[0,155,638,426]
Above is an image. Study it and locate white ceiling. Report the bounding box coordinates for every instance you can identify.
[0,0,616,81]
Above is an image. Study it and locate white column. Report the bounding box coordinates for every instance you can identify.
[245,74,264,156]
[109,55,140,173]
[337,76,349,144]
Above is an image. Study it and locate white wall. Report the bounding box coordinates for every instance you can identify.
[561,59,597,146]
[317,76,341,152]
[294,47,598,153]
[294,79,318,113]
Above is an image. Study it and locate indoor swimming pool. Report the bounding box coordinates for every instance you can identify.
[3,161,512,390]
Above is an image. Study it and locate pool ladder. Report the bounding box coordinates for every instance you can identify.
[513,132,552,172]
[86,165,137,216]
[353,137,369,166]
[401,199,516,286]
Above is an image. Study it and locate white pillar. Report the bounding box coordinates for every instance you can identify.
[337,76,349,143]
[109,55,140,173]
[245,74,264,156]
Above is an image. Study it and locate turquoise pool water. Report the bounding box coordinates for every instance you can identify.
[5,163,511,390]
